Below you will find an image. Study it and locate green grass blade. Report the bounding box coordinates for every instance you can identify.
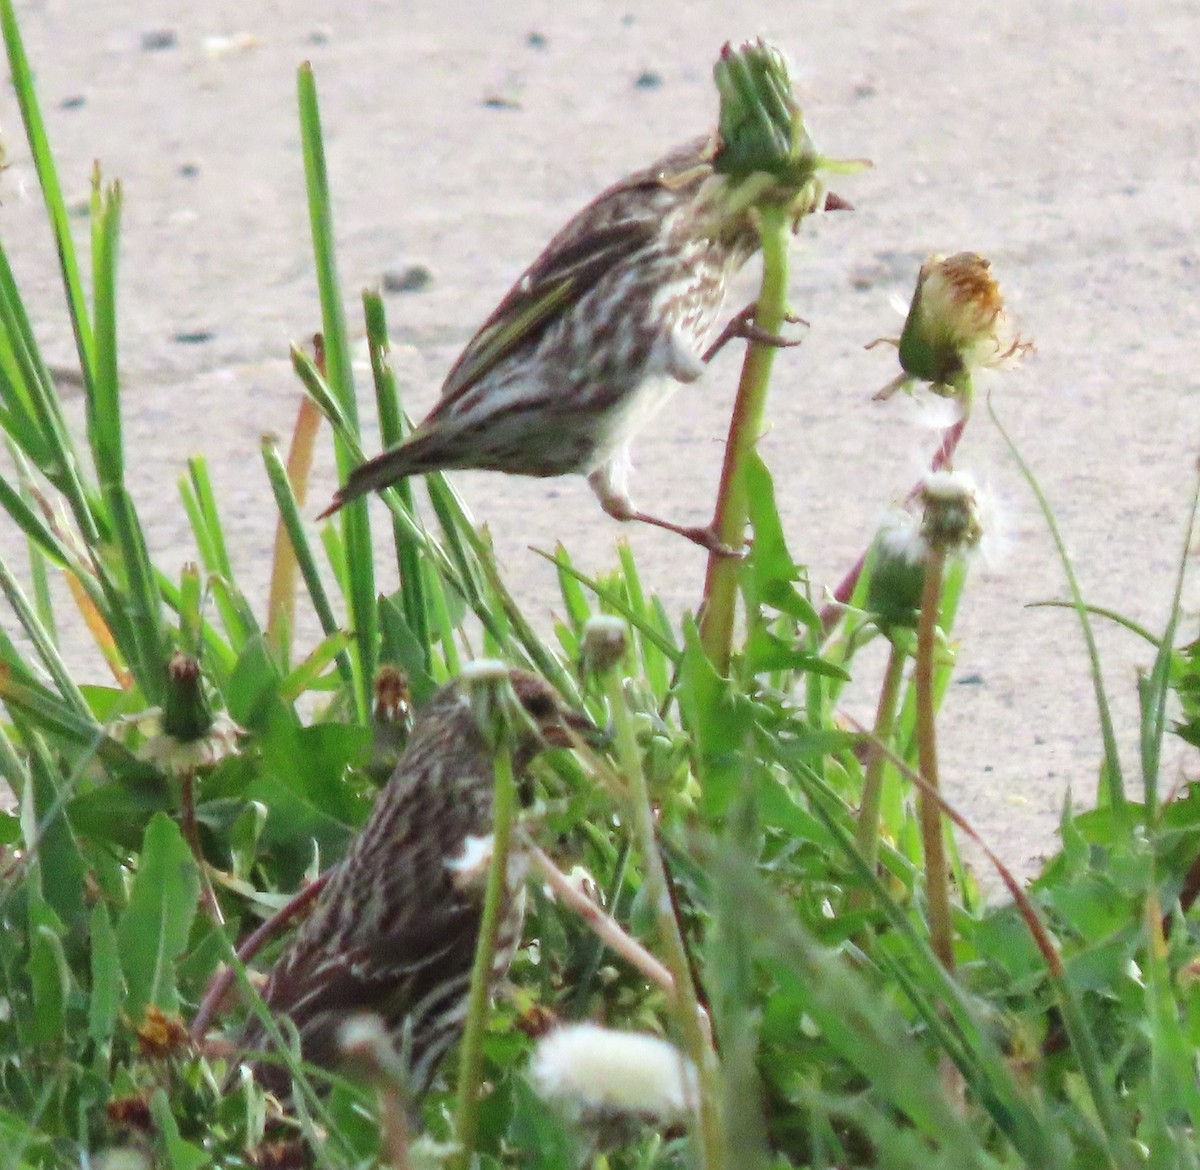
[0,0,96,391]
[297,64,375,718]
[989,397,1125,812]
[261,436,355,693]
[0,551,88,716]
[186,456,233,579]
[1138,470,1198,818]
[88,173,123,488]
[363,289,431,672]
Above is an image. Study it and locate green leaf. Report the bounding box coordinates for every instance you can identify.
[25,902,69,1047]
[87,901,123,1051]
[679,618,758,818]
[149,1088,211,1170]
[116,812,200,1015]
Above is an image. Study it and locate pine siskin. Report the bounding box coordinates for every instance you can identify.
[239,669,596,1098]
[321,134,841,551]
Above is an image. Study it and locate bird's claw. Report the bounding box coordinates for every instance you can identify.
[703,302,808,364]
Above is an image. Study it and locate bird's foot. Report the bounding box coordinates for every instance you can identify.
[702,302,808,364]
[626,510,744,557]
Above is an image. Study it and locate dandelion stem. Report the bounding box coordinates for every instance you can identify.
[914,547,955,972]
[601,667,723,1170]
[699,202,791,673]
[451,742,517,1170]
[179,770,224,928]
[855,640,907,882]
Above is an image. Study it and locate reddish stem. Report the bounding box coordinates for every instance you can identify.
[189,870,330,1040]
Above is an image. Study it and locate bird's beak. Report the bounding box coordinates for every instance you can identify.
[546,706,609,750]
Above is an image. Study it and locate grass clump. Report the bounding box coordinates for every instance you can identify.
[0,13,1198,1170]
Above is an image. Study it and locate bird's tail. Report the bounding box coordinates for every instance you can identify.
[318,431,447,519]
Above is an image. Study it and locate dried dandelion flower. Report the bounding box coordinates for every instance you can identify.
[135,652,243,776]
[873,252,1031,401]
[918,470,985,556]
[580,615,629,676]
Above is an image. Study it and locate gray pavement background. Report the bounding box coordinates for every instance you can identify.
[1,0,1197,882]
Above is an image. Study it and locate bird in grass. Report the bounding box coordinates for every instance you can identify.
[320,133,844,551]
[239,669,597,1098]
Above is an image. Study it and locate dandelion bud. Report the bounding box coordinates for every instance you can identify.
[866,510,927,633]
[918,471,984,556]
[875,252,1031,400]
[713,39,807,181]
[530,1023,698,1124]
[580,616,629,676]
[162,651,212,742]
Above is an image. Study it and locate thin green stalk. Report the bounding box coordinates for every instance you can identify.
[855,640,906,877]
[179,770,224,928]
[451,744,517,1170]
[699,203,791,674]
[915,548,954,972]
[602,667,723,1170]
[988,397,1125,812]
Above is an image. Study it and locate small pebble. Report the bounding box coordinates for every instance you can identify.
[174,330,214,345]
[307,26,332,45]
[526,31,547,49]
[483,94,520,110]
[140,29,177,52]
[634,70,662,90]
[59,94,86,110]
[382,265,434,294]
[178,162,199,178]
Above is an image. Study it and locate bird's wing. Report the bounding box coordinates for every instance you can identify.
[438,135,716,405]
[438,215,657,404]
[265,894,480,1028]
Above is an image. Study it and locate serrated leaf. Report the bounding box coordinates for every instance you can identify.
[116,812,200,1015]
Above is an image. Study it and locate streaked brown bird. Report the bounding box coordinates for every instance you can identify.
[321,133,836,551]
[239,669,596,1098]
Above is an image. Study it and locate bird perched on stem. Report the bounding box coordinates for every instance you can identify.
[238,668,597,1098]
[321,126,847,552]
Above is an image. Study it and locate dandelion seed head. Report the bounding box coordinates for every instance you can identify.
[530,1023,698,1122]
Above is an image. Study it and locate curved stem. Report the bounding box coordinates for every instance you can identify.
[451,745,516,1170]
[699,204,791,674]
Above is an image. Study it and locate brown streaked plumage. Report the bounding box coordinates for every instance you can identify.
[239,669,595,1098]
[320,134,778,551]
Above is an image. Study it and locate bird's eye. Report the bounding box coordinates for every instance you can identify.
[522,692,556,720]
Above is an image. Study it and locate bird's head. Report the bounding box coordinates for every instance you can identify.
[506,669,604,754]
